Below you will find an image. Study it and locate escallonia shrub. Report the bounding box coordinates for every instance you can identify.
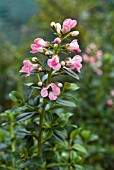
[1,18,89,170]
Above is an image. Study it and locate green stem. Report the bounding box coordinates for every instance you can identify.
[68,141,71,170]
[10,115,15,167]
[36,73,41,82]
[0,165,18,170]
[38,100,46,156]
[47,68,53,84]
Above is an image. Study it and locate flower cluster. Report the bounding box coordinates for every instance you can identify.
[82,43,103,76]
[20,18,82,100]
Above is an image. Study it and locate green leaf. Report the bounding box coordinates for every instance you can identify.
[75,165,85,170]
[73,143,87,154]
[54,128,67,141]
[62,67,79,80]
[24,83,34,87]
[56,99,77,107]
[9,91,23,104]
[70,129,79,141]
[31,156,44,166]
[44,130,53,140]
[15,112,35,122]
[63,82,79,92]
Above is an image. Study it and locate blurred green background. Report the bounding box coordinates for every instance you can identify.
[0,0,114,169]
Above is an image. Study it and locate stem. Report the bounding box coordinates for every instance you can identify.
[47,68,53,84]
[37,100,46,156]
[68,140,71,170]
[36,73,41,82]
[0,165,18,170]
[10,115,15,167]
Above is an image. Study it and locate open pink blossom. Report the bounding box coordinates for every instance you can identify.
[106,99,113,106]
[89,57,96,63]
[41,83,60,100]
[30,38,50,54]
[34,38,50,47]
[20,60,39,77]
[66,40,81,53]
[62,18,77,34]
[65,55,82,72]
[47,55,61,70]
[30,44,44,53]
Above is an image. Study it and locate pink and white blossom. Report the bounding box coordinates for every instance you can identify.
[47,55,61,70]
[89,57,96,63]
[110,90,114,96]
[30,38,50,54]
[62,18,77,34]
[66,39,81,53]
[20,60,39,77]
[106,99,113,106]
[54,37,61,44]
[41,83,60,100]
[65,55,82,72]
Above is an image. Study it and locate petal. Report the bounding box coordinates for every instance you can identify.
[41,88,48,97]
[52,63,61,70]
[48,92,57,100]
[50,83,60,95]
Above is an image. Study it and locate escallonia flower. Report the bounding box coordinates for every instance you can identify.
[66,39,81,53]
[70,31,79,37]
[41,83,60,100]
[30,38,50,54]
[47,55,61,70]
[61,18,77,34]
[50,22,61,34]
[54,37,61,44]
[65,55,82,72]
[20,59,40,77]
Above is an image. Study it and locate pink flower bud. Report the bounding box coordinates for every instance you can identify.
[62,18,77,34]
[38,82,43,86]
[66,40,81,53]
[54,37,61,44]
[89,57,96,63]
[85,47,91,54]
[70,31,79,37]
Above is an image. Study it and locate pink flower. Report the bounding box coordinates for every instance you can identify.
[41,83,60,100]
[89,57,96,63]
[34,38,50,47]
[30,44,44,53]
[62,18,77,34]
[47,55,61,70]
[96,50,103,58]
[66,40,81,53]
[50,22,61,33]
[20,60,39,77]
[65,55,82,72]
[106,99,113,106]
[30,38,50,54]
[85,47,91,54]
[54,37,61,44]
[82,54,89,62]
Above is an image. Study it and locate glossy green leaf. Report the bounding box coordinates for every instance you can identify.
[62,67,79,80]
[63,82,79,92]
[44,130,53,140]
[9,91,23,104]
[15,112,35,122]
[70,129,79,141]
[56,99,77,107]
[73,143,87,154]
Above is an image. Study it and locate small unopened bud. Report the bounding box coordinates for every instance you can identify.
[50,22,56,28]
[70,31,79,37]
[38,82,43,86]
[45,51,50,55]
[54,37,61,44]
[61,61,65,66]
[39,67,42,71]
[32,57,38,62]
[57,83,63,88]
